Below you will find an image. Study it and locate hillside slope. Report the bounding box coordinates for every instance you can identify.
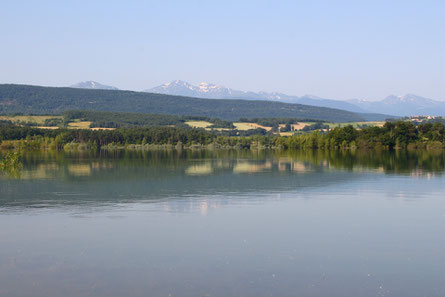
[0,84,386,122]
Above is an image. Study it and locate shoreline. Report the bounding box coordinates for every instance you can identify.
[2,141,445,152]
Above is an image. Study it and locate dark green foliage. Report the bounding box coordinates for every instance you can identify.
[0,84,376,122]
[302,122,330,132]
[0,120,13,126]
[44,118,64,127]
[328,125,359,147]
[393,121,418,146]
[64,110,184,128]
[280,124,292,132]
[207,119,235,129]
[238,128,268,136]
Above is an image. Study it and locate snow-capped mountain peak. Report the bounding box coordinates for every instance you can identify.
[147,81,243,98]
[148,80,199,96]
[198,82,220,92]
[160,80,194,89]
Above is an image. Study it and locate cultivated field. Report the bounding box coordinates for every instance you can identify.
[36,126,59,130]
[185,121,213,128]
[68,121,92,129]
[90,127,116,131]
[233,122,272,131]
[0,115,62,125]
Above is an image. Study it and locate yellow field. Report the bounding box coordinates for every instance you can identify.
[234,122,272,131]
[291,123,309,130]
[68,121,92,129]
[185,121,213,128]
[0,115,62,125]
[233,122,252,130]
[36,126,59,130]
[90,127,116,131]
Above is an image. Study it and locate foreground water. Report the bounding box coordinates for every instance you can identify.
[1,149,445,297]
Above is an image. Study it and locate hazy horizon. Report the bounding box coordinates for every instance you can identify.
[1,0,445,101]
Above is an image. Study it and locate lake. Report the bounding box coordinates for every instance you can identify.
[1,149,445,297]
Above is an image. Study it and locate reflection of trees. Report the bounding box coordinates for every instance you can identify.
[0,151,22,179]
[6,149,445,181]
[3,149,445,210]
[276,149,445,175]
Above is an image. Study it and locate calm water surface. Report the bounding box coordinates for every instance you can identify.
[1,149,445,297]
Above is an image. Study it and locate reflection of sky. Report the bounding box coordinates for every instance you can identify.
[2,152,445,297]
[1,174,445,297]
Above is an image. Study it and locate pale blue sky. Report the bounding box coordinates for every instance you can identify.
[1,0,444,100]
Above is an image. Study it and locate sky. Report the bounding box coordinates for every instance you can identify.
[1,0,445,101]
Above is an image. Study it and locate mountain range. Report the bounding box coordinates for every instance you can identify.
[145,80,445,117]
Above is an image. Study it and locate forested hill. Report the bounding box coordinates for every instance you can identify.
[0,84,388,122]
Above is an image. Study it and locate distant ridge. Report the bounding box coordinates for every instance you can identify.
[0,84,391,122]
[70,81,119,90]
[148,80,445,116]
[348,94,445,116]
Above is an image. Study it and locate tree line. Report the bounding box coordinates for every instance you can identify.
[1,120,444,150]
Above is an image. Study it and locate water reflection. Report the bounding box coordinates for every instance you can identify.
[1,149,445,210]
[3,149,445,177]
[2,150,445,297]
